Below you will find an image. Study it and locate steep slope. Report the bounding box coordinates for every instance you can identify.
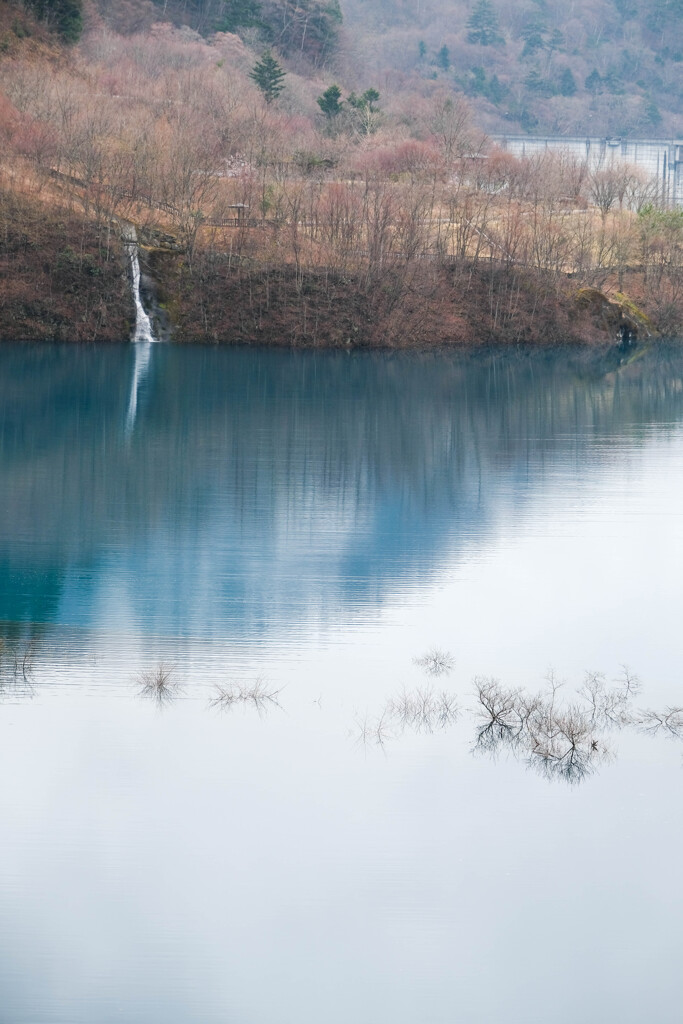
[341,0,683,136]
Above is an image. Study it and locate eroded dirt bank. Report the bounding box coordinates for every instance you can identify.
[0,192,660,348]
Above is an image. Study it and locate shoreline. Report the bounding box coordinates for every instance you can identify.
[0,191,666,350]
[0,248,656,350]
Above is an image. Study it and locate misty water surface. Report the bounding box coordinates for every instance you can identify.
[0,342,682,1024]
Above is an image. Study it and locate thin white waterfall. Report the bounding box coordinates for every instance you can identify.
[122,222,156,344]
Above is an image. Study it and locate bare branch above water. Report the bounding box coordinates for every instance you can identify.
[354,684,460,749]
[137,662,181,706]
[635,706,683,739]
[209,677,282,715]
[0,635,36,699]
[388,686,460,734]
[413,649,455,677]
[353,661,679,785]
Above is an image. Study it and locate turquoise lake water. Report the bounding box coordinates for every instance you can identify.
[0,342,682,1023]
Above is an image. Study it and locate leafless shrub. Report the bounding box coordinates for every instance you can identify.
[353,684,459,750]
[352,710,393,750]
[635,707,683,739]
[354,660,683,783]
[472,670,624,783]
[388,686,459,734]
[528,731,613,784]
[413,649,455,677]
[137,662,180,705]
[525,702,610,784]
[578,667,639,729]
[472,677,527,755]
[618,665,642,699]
[209,676,282,714]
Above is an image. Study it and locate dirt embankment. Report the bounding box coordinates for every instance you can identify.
[0,189,658,348]
[0,190,132,342]
[145,244,649,349]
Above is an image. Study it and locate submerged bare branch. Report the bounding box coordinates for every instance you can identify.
[578,668,639,729]
[0,635,36,699]
[635,706,683,739]
[209,676,282,714]
[353,683,459,750]
[388,686,460,733]
[352,710,394,750]
[469,670,628,784]
[137,662,181,705]
[413,649,455,678]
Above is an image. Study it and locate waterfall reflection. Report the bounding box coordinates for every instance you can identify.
[3,344,683,636]
[125,341,154,436]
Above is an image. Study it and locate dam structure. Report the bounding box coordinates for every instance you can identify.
[494,135,683,206]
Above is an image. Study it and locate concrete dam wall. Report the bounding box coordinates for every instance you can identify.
[494,135,683,206]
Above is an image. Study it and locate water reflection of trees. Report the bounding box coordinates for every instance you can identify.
[136,662,182,706]
[4,344,683,634]
[636,706,683,738]
[356,661,683,785]
[3,623,681,785]
[0,627,39,700]
[209,678,283,715]
[472,674,616,784]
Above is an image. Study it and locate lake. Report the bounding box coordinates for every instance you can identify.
[0,342,682,1024]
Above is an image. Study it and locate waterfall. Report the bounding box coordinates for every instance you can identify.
[122,222,156,344]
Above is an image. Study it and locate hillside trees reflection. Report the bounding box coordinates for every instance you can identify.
[2,345,683,636]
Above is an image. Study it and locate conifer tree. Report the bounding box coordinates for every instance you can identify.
[249,51,286,104]
[214,0,264,33]
[26,0,83,43]
[559,68,577,96]
[317,84,344,118]
[467,0,504,46]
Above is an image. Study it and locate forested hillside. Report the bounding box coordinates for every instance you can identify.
[1,0,683,347]
[341,0,683,137]
[92,0,683,136]
[9,0,682,135]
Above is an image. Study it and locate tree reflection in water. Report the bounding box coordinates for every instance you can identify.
[0,631,36,700]
[209,678,283,716]
[357,662,683,785]
[412,649,455,678]
[136,662,182,706]
[2,626,681,785]
[636,706,683,738]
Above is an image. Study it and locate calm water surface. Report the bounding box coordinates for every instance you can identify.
[0,343,682,1023]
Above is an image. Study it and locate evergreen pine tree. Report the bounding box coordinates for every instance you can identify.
[249,51,286,104]
[585,69,602,95]
[559,68,577,96]
[317,84,344,118]
[487,73,505,103]
[214,0,264,33]
[26,0,83,43]
[437,45,450,70]
[467,0,504,46]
